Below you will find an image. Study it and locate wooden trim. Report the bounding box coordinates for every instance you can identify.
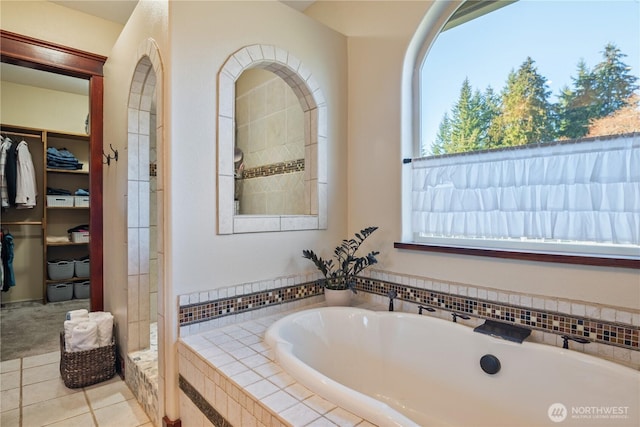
[90,76,104,312]
[393,242,640,269]
[0,30,106,77]
[1,31,106,310]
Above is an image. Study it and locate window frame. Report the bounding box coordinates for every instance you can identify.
[398,0,640,269]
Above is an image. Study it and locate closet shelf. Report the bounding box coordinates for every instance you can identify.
[47,206,89,210]
[46,276,89,285]
[46,168,89,175]
[46,241,89,247]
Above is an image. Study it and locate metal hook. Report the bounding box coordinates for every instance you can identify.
[103,144,119,165]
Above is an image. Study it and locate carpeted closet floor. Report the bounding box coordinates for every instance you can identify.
[0,299,89,361]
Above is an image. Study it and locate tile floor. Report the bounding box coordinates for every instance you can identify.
[0,351,151,427]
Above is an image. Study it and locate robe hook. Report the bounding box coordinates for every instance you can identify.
[103,144,119,166]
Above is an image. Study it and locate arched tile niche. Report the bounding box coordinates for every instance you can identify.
[217,44,327,234]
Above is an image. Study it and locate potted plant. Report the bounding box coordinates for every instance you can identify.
[302,226,380,306]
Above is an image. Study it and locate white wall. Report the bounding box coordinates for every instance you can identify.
[307,1,639,310]
[0,81,88,134]
[0,0,122,56]
[167,0,348,294]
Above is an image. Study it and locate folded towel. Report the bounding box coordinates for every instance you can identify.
[65,309,89,321]
[64,319,84,350]
[88,311,114,347]
[69,321,99,352]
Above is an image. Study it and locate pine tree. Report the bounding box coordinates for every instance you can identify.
[480,86,501,149]
[489,57,554,146]
[593,43,639,117]
[432,112,451,155]
[555,60,598,139]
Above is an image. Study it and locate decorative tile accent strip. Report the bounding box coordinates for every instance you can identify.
[179,375,232,427]
[241,158,304,179]
[356,277,639,351]
[149,162,157,177]
[179,282,323,326]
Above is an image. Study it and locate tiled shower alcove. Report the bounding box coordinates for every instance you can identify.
[177,269,639,426]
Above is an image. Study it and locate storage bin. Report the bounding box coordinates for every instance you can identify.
[73,281,90,299]
[74,196,89,207]
[47,283,73,302]
[47,195,74,207]
[71,231,89,243]
[59,326,116,388]
[74,259,90,278]
[48,260,74,280]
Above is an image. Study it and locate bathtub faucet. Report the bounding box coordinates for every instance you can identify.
[561,335,590,349]
[418,305,436,315]
[387,290,397,311]
[451,312,471,323]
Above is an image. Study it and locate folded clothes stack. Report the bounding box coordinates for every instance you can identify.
[47,147,83,170]
[63,310,114,352]
[67,224,89,234]
[47,187,72,196]
[75,188,89,196]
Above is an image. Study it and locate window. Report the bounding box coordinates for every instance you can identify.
[406,0,640,263]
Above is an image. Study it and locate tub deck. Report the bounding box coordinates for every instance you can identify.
[178,302,383,427]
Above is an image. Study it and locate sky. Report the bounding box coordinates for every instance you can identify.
[420,0,640,154]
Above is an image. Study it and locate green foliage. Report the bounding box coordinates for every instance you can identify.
[302,226,380,293]
[432,43,638,154]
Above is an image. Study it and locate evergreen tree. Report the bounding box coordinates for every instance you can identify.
[480,86,501,149]
[432,112,451,155]
[489,57,554,146]
[555,60,598,139]
[593,43,639,117]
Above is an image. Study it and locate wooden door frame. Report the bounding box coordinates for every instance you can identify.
[1,30,106,311]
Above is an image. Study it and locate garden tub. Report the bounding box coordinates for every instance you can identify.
[265,307,639,427]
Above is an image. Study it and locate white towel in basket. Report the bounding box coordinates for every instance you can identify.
[65,309,89,321]
[64,319,86,350]
[69,321,99,352]
[88,311,113,347]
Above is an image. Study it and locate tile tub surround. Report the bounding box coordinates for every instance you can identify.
[126,323,159,426]
[178,271,639,368]
[178,303,381,427]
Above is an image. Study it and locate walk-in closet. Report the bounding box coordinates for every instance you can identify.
[1,30,105,360]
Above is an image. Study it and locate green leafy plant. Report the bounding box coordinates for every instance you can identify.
[302,226,380,293]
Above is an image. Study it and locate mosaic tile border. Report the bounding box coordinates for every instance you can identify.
[179,272,639,353]
[241,158,304,179]
[356,278,639,351]
[179,375,232,427]
[179,282,323,326]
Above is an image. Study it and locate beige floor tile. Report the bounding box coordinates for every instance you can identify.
[0,359,21,373]
[93,399,150,427]
[22,392,90,426]
[0,408,19,426]
[0,371,20,391]
[85,378,134,410]
[23,351,61,369]
[22,361,60,386]
[43,412,96,427]
[0,387,20,412]
[22,376,79,406]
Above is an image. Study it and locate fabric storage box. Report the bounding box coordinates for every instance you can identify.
[47,283,73,302]
[59,326,116,388]
[47,195,74,207]
[74,196,89,207]
[73,281,90,299]
[71,231,90,243]
[48,260,74,280]
[74,259,90,278]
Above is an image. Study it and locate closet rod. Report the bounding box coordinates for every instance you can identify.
[0,130,42,139]
[0,221,43,225]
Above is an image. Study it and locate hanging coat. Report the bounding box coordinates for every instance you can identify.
[4,139,18,206]
[15,140,38,209]
[0,137,13,208]
[1,232,15,292]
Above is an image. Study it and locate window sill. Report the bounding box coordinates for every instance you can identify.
[393,242,640,269]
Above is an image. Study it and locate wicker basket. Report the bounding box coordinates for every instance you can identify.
[59,328,116,388]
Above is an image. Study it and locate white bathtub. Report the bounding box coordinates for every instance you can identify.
[265,307,639,427]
